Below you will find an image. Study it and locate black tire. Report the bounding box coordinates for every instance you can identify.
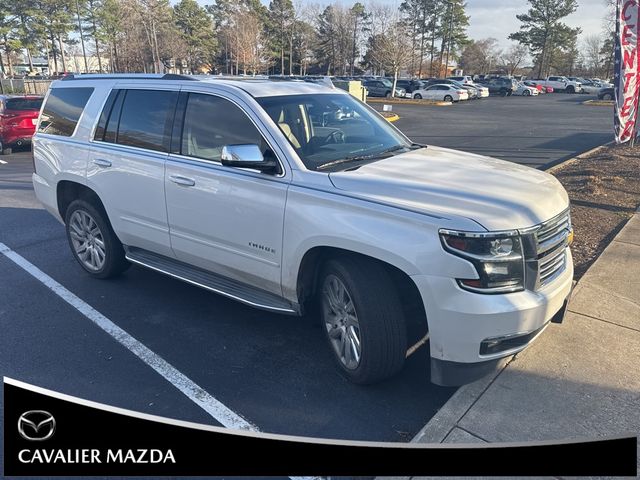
[566,85,575,94]
[64,198,130,279]
[318,256,407,384]
[523,89,530,96]
[385,91,392,98]
[444,94,453,102]
[414,93,422,99]
[602,93,613,101]
[1,146,11,155]
[500,89,508,97]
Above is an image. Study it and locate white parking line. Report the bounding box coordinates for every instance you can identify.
[0,241,256,431]
[0,159,7,164]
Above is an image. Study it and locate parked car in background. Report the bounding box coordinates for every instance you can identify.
[591,78,613,88]
[447,75,474,85]
[363,79,405,98]
[395,79,428,95]
[579,80,605,95]
[534,76,582,93]
[466,84,489,98]
[523,80,553,93]
[0,95,44,155]
[513,82,539,96]
[412,84,468,102]
[460,84,479,99]
[598,87,614,100]
[482,77,518,96]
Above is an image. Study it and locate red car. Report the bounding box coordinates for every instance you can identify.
[523,81,553,94]
[0,95,44,155]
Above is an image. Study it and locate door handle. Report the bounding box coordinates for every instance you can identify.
[169,175,196,187]
[93,158,112,167]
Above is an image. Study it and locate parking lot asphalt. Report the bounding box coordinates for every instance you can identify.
[0,149,456,466]
[373,93,612,168]
[0,94,613,464]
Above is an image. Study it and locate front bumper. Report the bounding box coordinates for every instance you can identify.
[411,248,573,386]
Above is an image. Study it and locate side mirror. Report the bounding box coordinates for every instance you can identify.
[220,144,279,174]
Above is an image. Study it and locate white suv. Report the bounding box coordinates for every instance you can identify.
[32,74,574,386]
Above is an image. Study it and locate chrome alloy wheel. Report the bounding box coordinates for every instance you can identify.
[322,274,362,370]
[69,210,106,271]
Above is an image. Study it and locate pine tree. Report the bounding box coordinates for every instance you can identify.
[509,0,580,78]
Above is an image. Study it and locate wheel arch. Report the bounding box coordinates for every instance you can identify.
[295,246,429,343]
[57,180,108,222]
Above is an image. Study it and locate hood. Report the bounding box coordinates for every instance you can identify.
[328,146,569,231]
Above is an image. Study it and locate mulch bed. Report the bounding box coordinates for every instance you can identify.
[551,143,640,279]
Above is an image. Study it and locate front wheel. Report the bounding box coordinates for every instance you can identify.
[318,257,407,384]
[65,199,130,279]
[566,86,575,94]
[444,94,453,102]
[385,91,392,98]
[602,93,613,100]
[413,93,422,99]
[523,89,530,96]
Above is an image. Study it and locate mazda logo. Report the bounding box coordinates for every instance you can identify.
[18,410,56,441]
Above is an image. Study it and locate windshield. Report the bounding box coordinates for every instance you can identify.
[256,93,413,172]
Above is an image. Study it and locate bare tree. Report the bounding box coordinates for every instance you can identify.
[502,43,529,76]
[365,9,410,95]
[458,37,501,75]
[582,34,602,77]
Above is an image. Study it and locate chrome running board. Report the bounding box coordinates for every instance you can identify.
[125,247,298,315]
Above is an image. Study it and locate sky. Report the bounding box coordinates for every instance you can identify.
[465,0,611,49]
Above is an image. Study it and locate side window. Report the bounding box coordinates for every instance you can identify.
[93,89,120,141]
[38,87,94,137]
[115,89,178,152]
[180,93,266,162]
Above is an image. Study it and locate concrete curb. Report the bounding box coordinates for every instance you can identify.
[381,113,400,122]
[543,140,614,173]
[411,356,513,443]
[583,99,614,106]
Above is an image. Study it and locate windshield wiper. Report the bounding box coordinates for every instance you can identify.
[317,144,409,171]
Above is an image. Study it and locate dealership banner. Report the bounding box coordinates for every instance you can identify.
[3,377,638,477]
[615,0,640,143]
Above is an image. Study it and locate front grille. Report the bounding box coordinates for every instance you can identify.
[534,209,571,287]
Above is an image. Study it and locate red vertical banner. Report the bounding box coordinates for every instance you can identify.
[614,0,640,143]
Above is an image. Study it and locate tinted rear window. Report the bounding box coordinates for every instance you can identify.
[39,88,94,136]
[115,90,178,152]
[6,98,43,111]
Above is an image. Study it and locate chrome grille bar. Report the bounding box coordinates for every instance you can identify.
[533,209,571,288]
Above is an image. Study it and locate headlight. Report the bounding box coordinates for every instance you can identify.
[439,229,525,294]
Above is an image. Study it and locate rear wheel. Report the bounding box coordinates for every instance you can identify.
[602,93,613,100]
[318,257,407,384]
[444,94,453,102]
[0,143,11,155]
[413,93,422,99]
[65,199,130,279]
[385,91,392,98]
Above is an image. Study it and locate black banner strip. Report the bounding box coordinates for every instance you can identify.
[4,378,637,476]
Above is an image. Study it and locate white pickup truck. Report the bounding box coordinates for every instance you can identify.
[32,74,574,387]
[534,76,582,93]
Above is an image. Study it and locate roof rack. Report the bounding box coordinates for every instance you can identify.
[60,73,197,81]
